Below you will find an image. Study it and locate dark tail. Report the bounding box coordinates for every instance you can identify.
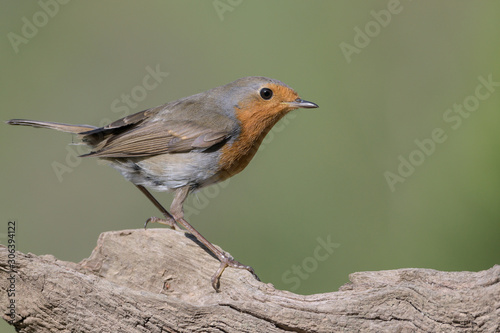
[6,119,97,134]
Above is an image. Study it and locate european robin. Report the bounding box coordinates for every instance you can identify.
[7,76,318,291]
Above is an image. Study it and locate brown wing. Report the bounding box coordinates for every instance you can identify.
[80,107,159,145]
[82,120,230,158]
[80,103,234,158]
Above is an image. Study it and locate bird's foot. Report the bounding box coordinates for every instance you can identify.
[144,216,180,230]
[211,252,260,291]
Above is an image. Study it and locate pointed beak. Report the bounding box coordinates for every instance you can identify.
[285,98,319,109]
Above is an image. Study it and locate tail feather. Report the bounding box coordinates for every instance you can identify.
[6,119,97,134]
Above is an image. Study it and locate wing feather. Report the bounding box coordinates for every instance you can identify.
[80,97,237,158]
[82,120,231,157]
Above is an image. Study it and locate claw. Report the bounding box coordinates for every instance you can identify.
[210,253,260,292]
[144,216,178,230]
[211,263,226,292]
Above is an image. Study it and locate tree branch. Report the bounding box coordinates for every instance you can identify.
[1,229,499,332]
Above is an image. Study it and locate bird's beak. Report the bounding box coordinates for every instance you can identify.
[285,98,319,109]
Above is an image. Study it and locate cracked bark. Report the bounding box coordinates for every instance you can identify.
[0,229,499,332]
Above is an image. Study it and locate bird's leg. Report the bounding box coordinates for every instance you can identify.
[170,186,260,291]
[135,185,178,230]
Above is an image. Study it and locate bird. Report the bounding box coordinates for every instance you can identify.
[6,76,319,291]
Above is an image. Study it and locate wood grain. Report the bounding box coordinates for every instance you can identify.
[1,229,498,332]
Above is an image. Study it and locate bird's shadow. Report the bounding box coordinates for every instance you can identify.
[182,232,220,262]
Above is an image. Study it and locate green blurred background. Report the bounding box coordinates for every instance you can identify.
[1,1,499,329]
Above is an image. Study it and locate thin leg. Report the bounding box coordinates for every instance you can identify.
[169,186,260,291]
[135,185,177,230]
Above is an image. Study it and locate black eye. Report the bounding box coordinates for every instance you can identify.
[260,88,273,100]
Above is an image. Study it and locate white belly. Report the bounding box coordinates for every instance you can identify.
[106,151,221,191]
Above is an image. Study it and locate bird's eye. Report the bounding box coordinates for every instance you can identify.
[260,88,273,100]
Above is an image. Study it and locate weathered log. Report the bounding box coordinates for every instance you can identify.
[1,229,499,332]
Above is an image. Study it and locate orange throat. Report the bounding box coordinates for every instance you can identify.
[219,107,289,179]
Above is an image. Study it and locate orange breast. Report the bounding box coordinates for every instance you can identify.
[218,117,275,179]
[218,96,295,179]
